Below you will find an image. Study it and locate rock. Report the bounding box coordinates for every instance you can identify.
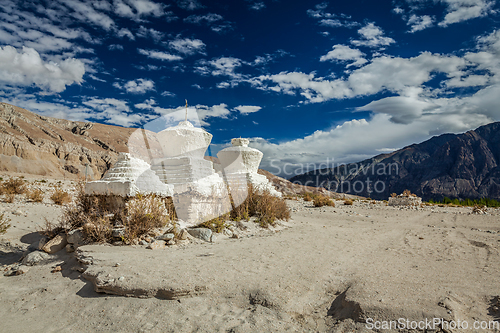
[28,237,48,252]
[65,243,75,253]
[15,265,29,275]
[42,234,68,254]
[166,239,176,246]
[188,228,212,242]
[139,240,148,246]
[51,266,62,273]
[178,229,189,240]
[22,251,53,266]
[146,240,166,250]
[176,239,189,245]
[210,234,217,243]
[12,210,25,216]
[112,228,125,239]
[67,229,84,245]
[156,233,174,241]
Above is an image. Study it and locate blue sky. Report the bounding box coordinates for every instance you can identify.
[1,0,500,177]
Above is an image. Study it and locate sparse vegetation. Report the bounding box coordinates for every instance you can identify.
[343,199,354,205]
[4,193,15,203]
[303,192,314,201]
[313,194,335,207]
[0,213,11,234]
[428,197,500,208]
[50,187,72,205]
[219,184,291,228]
[123,194,170,240]
[25,188,44,202]
[2,177,26,195]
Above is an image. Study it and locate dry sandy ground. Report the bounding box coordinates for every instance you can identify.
[1,175,500,332]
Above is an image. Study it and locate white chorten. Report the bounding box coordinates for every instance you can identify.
[218,138,281,197]
[85,153,173,197]
[151,119,230,225]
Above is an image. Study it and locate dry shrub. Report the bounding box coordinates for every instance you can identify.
[230,184,290,228]
[83,216,113,243]
[123,194,169,240]
[313,195,335,207]
[26,188,44,202]
[5,193,15,203]
[344,199,354,205]
[303,192,314,201]
[199,213,230,233]
[50,187,72,205]
[2,178,26,194]
[390,193,397,198]
[0,213,11,234]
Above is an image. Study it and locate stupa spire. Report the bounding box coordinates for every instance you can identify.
[185,99,188,122]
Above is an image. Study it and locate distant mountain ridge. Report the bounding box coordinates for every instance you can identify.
[290,122,500,201]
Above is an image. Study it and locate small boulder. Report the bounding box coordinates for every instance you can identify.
[22,250,53,266]
[42,234,68,254]
[166,239,176,246]
[146,240,166,250]
[188,228,212,242]
[65,243,76,253]
[28,237,48,252]
[178,229,189,240]
[156,233,174,241]
[67,229,83,245]
[112,228,126,239]
[210,234,217,243]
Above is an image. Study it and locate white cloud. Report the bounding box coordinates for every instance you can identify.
[138,101,233,126]
[117,28,135,40]
[169,37,206,55]
[234,105,262,114]
[59,0,115,31]
[0,45,85,93]
[319,19,343,28]
[177,0,204,10]
[108,44,124,50]
[113,78,155,94]
[116,0,166,18]
[439,0,495,26]
[351,23,395,48]
[83,97,147,127]
[137,26,164,42]
[407,14,434,32]
[320,44,367,67]
[195,57,243,80]
[249,2,266,10]
[138,48,183,61]
[184,13,223,24]
[307,3,359,28]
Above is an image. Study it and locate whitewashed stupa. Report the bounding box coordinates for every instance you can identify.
[218,138,281,198]
[85,153,173,197]
[150,118,230,225]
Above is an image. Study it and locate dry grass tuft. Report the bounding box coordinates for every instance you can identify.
[50,187,72,205]
[4,193,15,203]
[343,199,354,205]
[2,178,26,195]
[0,213,11,234]
[123,194,170,241]
[313,194,335,207]
[25,188,44,202]
[228,184,290,228]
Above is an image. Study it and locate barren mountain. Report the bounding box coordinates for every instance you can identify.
[0,102,134,179]
[290,122,500,201]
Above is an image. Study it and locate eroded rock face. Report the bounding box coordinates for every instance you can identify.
[0,102,137,179]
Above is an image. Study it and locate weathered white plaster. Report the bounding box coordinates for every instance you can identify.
[218,138,282,197]
[151,120,231,225]
[85,153,173,197]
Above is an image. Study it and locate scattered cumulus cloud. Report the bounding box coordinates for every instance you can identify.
[439,0,495,26]
[113,78,155,94]
[249,2,266,11]
[407,14,434,32]
[234,105,262,114]
[351,23,395,48]
[0,45,85,93]
[136,26,164,42]
[177,0,204,11]
[184,13,223,24]
[138,48,183,61]
[320,44,367,67]
[169,37,206,55]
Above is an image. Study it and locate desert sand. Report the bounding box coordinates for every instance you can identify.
[1,175,500,332]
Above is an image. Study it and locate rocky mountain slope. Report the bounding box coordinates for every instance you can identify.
[290,122,500,201]
[0,102,135,179]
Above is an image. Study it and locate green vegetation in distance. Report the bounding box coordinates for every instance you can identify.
[428,197,500,208]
